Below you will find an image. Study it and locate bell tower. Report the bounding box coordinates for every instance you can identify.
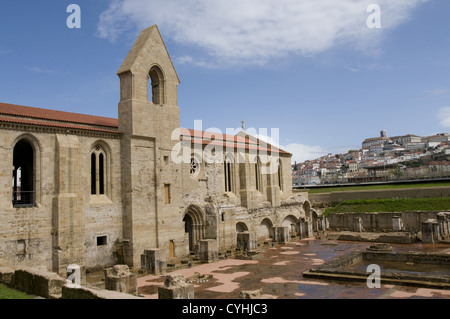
[117,25,184,267]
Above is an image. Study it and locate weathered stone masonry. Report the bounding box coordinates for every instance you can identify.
[0,25,312,278]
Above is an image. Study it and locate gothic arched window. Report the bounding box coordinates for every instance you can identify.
[91,144,108,196]
[12,139,35,207]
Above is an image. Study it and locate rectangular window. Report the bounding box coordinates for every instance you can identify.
[96,235,107,246]
[164,184,171,204]
[17,239,26,255]
[164,156,169,165]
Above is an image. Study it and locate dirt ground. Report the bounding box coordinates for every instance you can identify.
[129,238,450,299]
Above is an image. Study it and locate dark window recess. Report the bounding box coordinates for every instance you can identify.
[99,153,104,195]
[96,236,107,246]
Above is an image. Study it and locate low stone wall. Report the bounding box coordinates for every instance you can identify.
[328,211,441,232]
[363,251,450,265]
[62,285,142,299]
[304,250,450,288]
[309,186,450,206]
[9,267,66,298]
[0,266,141,299]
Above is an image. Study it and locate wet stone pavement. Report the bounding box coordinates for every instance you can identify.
[136,238,450,299]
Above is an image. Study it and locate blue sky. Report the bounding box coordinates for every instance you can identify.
[1,0,449,163]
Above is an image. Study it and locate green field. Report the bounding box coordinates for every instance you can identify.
[0,283,32,299]
[306,181,450,194]
[324,197,450,216]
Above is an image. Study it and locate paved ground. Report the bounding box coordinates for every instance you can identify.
[136,238,450,299]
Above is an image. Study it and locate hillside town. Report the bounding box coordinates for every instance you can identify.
[292,131,450,186]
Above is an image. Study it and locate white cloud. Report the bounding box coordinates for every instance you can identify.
[281,143,328,163]
[97,0,428,66]
[28,66,68,76]
[438,107,450,128]
[425,88,449,97]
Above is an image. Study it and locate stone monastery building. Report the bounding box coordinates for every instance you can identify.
[0,26,312,278]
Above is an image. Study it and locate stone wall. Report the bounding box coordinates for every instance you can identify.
[308,186,450,206]
[327,211,443,232]
[0,128,123,275]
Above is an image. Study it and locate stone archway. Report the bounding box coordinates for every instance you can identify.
[236,222,248,233]
[282,215,299,238]
[259,218,274,242]
[183,205,205,253]
[236,222,256,251]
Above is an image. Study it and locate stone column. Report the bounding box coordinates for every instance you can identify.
[199,239,218,263]
[52,134,85,280]
[276,226,289,243]
[143,248,167,275]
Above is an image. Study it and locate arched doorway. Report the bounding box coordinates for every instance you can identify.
[236,222,255,251]
[183,205,205,253]
[236,222,248,233]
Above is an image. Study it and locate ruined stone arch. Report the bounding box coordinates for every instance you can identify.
[259,218,274,241]
[236,222,249,233]
[11,133,41,207]
[183,205,205,252]
[282,215,299,238]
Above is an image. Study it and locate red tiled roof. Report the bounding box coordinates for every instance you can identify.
[0,116,120,134]
[180,128,291,155]
[0,102,119,128]
[0,103,291,155]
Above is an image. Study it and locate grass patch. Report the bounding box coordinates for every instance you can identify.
[307,181,450,194]
[0,283,33,299]
[324,197,450,216]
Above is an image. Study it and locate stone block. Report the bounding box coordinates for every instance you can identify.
[104,264,137,295]
[239,288,262,299]
[143,248,167,275]
[12,267,66,299]
[0,267,14,286]
[158,274,194,299]
[62,285,142,299]
[199,239,218,263]
[276,226,289,244]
